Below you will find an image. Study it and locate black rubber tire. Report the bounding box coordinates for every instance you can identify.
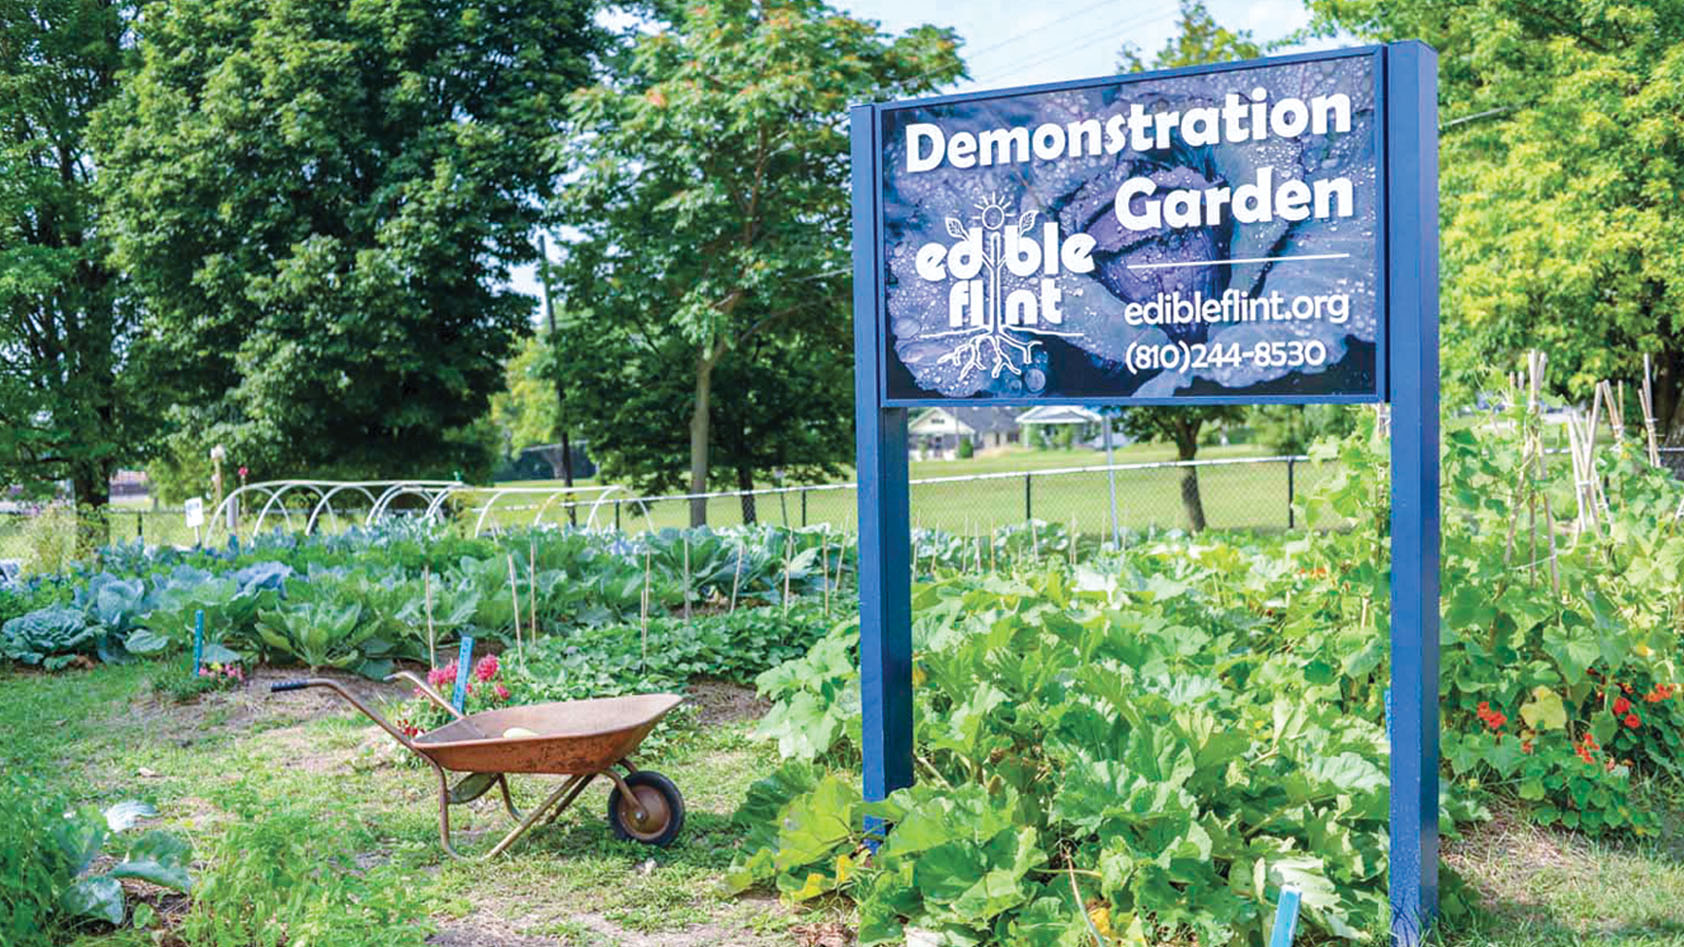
[607,770,685,847]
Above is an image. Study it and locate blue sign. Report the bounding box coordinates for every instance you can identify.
[852,43,1441,946]
[452,636,475,713]
[874,50,1383,405]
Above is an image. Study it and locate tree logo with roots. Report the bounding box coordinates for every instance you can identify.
[910,192,1093,392]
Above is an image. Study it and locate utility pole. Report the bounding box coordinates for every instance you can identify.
[538,234,577,525]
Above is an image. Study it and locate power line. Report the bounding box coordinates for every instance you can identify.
[899,0,1178,91]
[966,6,1181,90]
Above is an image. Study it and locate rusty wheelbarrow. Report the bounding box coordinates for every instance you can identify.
[270,673,685,859]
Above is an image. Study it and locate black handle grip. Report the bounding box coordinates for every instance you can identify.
[271,680,311,693]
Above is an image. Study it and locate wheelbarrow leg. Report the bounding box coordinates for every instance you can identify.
[431,760,595,861]
[495,775,523,822]
[483,774,591,860]
[542,773,597,826]
[434,762,467,860]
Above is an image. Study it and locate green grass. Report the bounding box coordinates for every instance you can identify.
[6,659,1683,946]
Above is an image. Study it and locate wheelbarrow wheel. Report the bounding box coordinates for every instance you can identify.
[607,770,684,847]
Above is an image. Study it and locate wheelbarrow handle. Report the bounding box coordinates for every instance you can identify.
[387,671,466,721]
[266,677,416,749]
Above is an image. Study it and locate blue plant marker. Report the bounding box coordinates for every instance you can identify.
[191,610,205,676]
[452,636,474,712]
[1269,886,1303,947]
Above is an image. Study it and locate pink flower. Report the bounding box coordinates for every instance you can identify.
[427,662,457,688]
[474,655,499,683]
[494,684,510,701]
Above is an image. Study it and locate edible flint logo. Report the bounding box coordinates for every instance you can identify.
[911,193,1096,390]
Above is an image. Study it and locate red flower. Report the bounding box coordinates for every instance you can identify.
[494,684,510,701]
[1613,696,1631,716]
[474,654,500,683]
[1624,713,1641,729]
[427,662,457,688]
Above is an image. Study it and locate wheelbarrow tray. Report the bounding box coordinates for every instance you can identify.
[412,693,683,774]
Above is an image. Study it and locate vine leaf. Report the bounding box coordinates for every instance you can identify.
[945,217,968,240]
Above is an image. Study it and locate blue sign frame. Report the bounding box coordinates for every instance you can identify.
[851,42,1438,944]
[871,46,1390,407]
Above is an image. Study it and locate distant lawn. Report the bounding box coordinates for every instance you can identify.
[477,442,1320,537]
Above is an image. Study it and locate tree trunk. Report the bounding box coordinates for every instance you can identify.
[736,465,757,524]
[688,350,720,528]
[1174,420,1207,532]
[537,237,576,526]
[1658,349,1684,447]
[71,466,111,554]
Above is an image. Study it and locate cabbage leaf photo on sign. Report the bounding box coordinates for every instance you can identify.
[879,53,1380,402]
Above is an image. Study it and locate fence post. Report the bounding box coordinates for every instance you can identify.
[801,488,809,527]
[1024,473,1032,523]
[1287,457,1296,529]
[614,500,621,532]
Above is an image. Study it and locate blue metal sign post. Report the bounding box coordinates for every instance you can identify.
[851,42,1439,944]
[1383,41,1441,939]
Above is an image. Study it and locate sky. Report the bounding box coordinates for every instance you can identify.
[509,0,1331,301]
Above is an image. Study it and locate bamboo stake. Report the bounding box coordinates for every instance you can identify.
[782,541,792,616]
[527,538,538,640]
[423,565,436,670]
[641,546,651,671]
[1604,380,1625,441]
[729,539,743,614]
[682,535,692,624]
[821,532,831,617]
[1643,354,1662,466]
[506,552,523,659]
[1068,518,1077,567]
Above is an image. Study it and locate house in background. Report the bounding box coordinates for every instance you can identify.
[1015,405,1132,451]
[908,406,1023,459]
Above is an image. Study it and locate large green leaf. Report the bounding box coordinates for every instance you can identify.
[61,876,124,925]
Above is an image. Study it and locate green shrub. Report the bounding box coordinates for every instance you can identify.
[0,773,72,947]
[510,600,841,704]
[731,407,1684,944]
[0,779,192,941]
[179,802,433,947]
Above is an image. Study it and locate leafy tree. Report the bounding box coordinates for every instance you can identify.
[0,0,136,523]
[543,304,851,522]
[1306,0,1684,440]
[93,0,609,483]
[489,333,559,457]
[1114,0,1257,531]
[550,0,963,526]
[1247,404,1359,454]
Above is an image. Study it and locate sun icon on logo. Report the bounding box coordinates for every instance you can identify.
[975,191,1011,231]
